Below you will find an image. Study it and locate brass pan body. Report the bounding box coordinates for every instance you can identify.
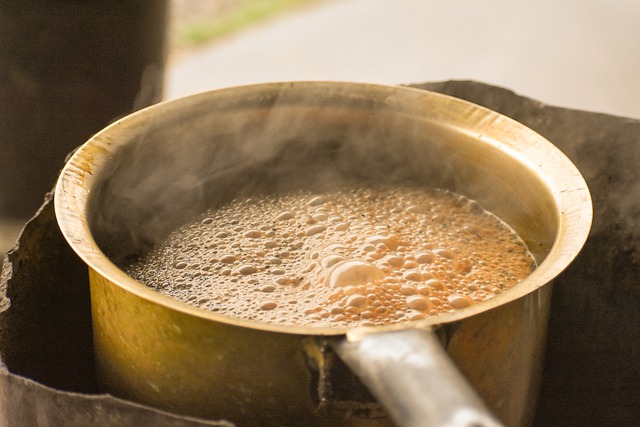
[55,82,592,427]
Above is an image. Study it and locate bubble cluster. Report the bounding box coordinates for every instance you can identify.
[125,186,536,328]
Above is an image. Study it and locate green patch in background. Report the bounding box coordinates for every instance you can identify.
[172,0,326,51]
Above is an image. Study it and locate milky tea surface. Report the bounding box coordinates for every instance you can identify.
[125,186,536,328]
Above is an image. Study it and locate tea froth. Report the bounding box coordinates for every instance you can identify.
[125,186,536,327]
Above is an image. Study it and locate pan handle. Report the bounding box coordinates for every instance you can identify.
[332,328,504,427]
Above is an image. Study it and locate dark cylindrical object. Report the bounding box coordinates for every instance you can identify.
[0,1,168,218]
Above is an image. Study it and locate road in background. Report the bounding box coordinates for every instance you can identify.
[167,0,640,119]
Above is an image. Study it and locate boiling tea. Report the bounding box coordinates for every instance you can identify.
[125,186,535,328]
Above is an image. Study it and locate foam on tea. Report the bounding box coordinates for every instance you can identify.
[125,186,535,328]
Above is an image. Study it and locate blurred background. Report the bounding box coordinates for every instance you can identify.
[1,0,639,251]
[167,0,640,119]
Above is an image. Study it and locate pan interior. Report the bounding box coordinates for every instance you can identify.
[85,84,561,332]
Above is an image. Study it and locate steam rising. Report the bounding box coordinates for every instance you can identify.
[88,84,552,264]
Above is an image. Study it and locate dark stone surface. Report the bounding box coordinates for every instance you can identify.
[0,192,96,394]
[412,81,640,427]
[0,368,233,427]
[0,196,231,427]
[0,80,638,426]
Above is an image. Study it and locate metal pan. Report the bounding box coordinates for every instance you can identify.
[55,82,592,427]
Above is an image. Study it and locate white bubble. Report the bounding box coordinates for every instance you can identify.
[173,261,188,270]
[404,260,419,269]
[325,260,385,288]
[305,225,326,236]
[346,294,367,308]
[406,295,431,311]
[425,279,446,291]
[415,252,434,264]
[403,270,422,281]
[366,234,404,250]
[260,301,277,310]
[313,213,328,221]
[237,265,257,275]
[384,255,404,267]
[399,285,417,296]
[277,211,294,221]
[361,244,377,253]
[219,254,237,264]
[322,243,346,253]
[449,295,472,309]
[320,254,346,269]
[308,196,326,206]
[434,248,456,260]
